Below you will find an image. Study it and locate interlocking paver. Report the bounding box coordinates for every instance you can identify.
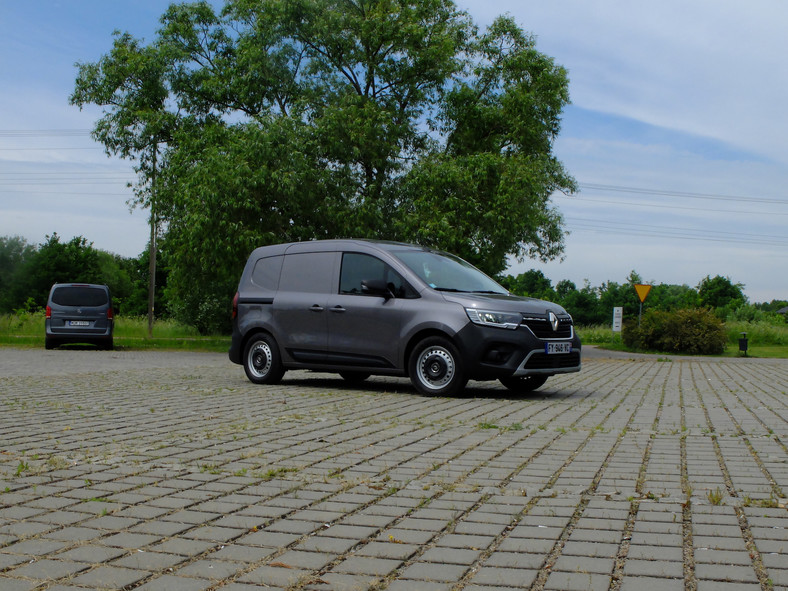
[0,348,786,590]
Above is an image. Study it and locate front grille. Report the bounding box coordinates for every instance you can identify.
[523,351,581,371]
[521,315,573,339]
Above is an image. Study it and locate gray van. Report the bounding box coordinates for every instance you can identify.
[229,240,580,395]
[45,283,114,350]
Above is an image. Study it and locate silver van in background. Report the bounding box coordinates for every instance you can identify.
[229,240,581,395]
[45,283,114,350]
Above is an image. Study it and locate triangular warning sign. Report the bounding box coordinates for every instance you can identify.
[634,284,652,303]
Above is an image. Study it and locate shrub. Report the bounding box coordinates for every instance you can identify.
[623,308,727,355]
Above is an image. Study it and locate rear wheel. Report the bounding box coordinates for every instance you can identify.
[409,336,467,396]
[499,374,549,394]
[243,333,285,385]
[45,338,58,350]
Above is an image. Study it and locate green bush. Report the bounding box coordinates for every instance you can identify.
[623,308,727,355]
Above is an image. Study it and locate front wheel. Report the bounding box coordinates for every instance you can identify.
[243,333,285,385]
[409,337,467,396]
[499,374,549,394]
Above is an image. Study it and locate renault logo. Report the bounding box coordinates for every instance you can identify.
[548,311,559,332]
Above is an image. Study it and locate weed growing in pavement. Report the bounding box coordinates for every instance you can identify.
[255,466,299,481]
[742,493,781,509]
[707,487,725,505]
[15,460,30,476]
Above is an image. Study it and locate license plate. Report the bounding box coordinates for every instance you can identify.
[545,342,572,354]
[68,321,90,327]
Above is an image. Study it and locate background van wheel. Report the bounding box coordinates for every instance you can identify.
[243,333,285,384]
[409,336,467,396]
[499,374,549,393]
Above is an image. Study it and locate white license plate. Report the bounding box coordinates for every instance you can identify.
[545,342,572,354]
[68,321,90,327]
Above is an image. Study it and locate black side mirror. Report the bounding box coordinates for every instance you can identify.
[361,279,394,300]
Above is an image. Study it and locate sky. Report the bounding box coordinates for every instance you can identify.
[1,1,787,304]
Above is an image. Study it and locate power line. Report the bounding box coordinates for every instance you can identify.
[0,129,92,137]
[567,217,788,247]
[557,194,788,217]
[579,183,787,205]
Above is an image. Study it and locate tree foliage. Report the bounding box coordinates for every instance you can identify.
[71,0,576,329]
[0,234,159,317]
[697,274,746,314]
[501,269,745,327]
[622,309,727,355]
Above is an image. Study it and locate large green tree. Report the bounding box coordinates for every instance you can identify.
[72,0,575,331]
[698,274,746,314]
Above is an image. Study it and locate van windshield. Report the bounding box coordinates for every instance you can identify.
[392,250,508,295]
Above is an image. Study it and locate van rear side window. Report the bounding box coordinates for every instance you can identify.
[252,255,283,291]
[51,286,108,307]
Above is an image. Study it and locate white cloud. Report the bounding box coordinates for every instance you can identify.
[458,0,788,165]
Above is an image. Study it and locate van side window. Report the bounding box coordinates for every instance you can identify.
[340,253,415,298]
[279,252,336,293]
[251,255,283,292]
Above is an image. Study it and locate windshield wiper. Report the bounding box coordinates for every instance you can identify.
[434,288,506,295]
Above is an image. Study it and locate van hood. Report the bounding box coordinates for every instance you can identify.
[440,292,570,316]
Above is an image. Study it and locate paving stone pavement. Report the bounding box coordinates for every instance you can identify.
[0,346,786,590]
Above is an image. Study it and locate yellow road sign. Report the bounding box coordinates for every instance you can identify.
[634,284,652,303]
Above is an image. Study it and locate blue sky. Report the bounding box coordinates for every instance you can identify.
[1,0,787,303]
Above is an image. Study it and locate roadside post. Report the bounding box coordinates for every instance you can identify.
[634,284,652,326]
[612,306,623,332]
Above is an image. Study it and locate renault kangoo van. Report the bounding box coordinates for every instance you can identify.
[229,240,580,395]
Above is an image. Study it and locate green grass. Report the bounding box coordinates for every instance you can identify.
[578,321,788,358]
[3,313,785,357]
[0,312,229,352]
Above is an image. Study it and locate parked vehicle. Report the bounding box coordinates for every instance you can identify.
[45,283,114,350]
[229,240,581,395]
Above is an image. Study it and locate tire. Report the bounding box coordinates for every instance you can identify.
[339,372,371,384]
[499,374,549,394]
[243,333,285,385]
[409,336,467,396]
[45,338,57,350]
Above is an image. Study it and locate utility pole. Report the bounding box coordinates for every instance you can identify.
[147,141,157,339]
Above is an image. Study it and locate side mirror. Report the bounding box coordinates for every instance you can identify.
[361,279,394,300]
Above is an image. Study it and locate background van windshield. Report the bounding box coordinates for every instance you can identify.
[393,250,507,294]
[51,287,108,307]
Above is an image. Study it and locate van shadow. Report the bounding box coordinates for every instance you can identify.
[280,373,562,401]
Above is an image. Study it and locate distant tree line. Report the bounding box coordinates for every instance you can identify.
[2,234,784,334]
[0,234,166,323]
[499,268,786,326]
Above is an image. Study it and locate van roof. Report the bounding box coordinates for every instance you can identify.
[249,239,432,257]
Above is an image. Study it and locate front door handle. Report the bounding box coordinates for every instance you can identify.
[310,304,324,312]
[330,306,346,313]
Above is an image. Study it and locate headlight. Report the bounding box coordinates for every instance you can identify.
[466,308,521,330]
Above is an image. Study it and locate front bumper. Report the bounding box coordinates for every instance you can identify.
[452,321,581,380]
